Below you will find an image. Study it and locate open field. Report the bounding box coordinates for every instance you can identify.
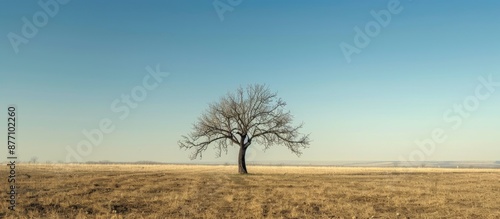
[1,164,499,218]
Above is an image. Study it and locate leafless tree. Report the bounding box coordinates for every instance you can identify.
[179,84,310,174]
[29,156,38,164]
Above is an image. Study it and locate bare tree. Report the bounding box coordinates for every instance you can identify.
[179,84,310,174]
[29,156,38,164]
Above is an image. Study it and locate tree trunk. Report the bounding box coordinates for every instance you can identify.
[238,146,248,174]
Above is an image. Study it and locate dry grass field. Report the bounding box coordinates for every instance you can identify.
[1,164,499,218]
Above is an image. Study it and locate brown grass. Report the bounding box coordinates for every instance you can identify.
[1,164,499,218]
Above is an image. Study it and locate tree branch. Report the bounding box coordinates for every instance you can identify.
[178,84,311,160]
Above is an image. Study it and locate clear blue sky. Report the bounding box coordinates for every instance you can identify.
[1,0,499,163]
